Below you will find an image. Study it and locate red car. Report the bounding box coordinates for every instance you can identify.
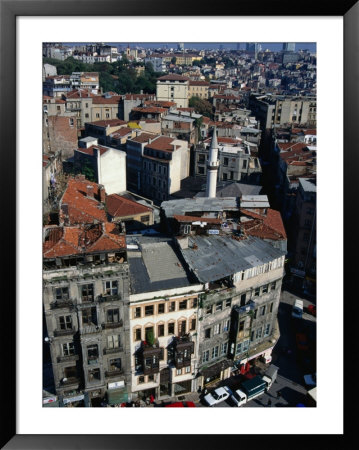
[307,304,316,317]
[165,401,196,407]
[296,333,309,352]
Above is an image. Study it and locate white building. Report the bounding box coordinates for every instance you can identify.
[156,74,189,109]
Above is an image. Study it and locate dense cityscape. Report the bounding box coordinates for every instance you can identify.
[42,42,316,408]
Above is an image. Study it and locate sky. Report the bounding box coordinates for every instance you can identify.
[64,42,316,53]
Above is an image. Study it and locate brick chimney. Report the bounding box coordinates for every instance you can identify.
[99,184,106,203]
[87,185,94,198]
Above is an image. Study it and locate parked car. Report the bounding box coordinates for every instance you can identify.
[165,401,196,407]
[304,373,316,387]
[307,304,316,317]
[204,386,232,407]
[296,333,309,352]
[230,389,247,407]
[292,299,304,319]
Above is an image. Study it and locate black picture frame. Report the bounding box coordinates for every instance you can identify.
[1,0,356,448]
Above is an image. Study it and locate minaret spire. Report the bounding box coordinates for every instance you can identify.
[205,126,220,198]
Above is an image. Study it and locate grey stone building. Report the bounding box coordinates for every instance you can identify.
[43,223,131,407]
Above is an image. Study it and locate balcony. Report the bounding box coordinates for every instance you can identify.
[174,335,194,369]
[98,294,122,304]
[60,377,80,387]
[81,324,102,334]
[105,369,124,378]
[50,299,75,310]
[54,328,76,337]
[142,343,163,375]
[101,319,123,329]
[57,354,79,363]
[238,300,256,315]
[103,346,123,355]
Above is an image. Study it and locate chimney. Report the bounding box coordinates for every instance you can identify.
[99,184,106,203]
[87,185,94,198]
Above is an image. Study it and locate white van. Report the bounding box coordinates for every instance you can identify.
[292,299,304,319]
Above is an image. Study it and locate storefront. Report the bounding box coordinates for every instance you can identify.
[200,360,233,388]
[107,381,128,406]
[43,396,59,408]
[88,389,103,407]
[62,394,85,407]
[173,379,191,396]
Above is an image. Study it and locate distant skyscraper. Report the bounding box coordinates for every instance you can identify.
[246,43,259,59]
[178,42,184,51]
[283,43,296,52]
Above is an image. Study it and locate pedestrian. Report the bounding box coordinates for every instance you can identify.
[149,394,155,404]
[276,390,282,399]
[267,398,272,407]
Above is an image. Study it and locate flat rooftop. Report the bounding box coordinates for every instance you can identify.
[161,197,239,218]
[178,235,285,283]
[126,236,192,294]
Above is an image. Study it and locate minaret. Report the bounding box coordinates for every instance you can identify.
[206,126,220,198]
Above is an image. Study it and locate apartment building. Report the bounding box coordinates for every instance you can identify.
[188,80,210,100]
[141,136,190,203]
[43,177,131,407]
[126,235,203,400]
[156,74,189,109]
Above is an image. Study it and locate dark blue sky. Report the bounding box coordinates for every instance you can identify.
[65,42,316,52]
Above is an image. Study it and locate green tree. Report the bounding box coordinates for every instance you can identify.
[171,56,177,65]
[189,96,214,119]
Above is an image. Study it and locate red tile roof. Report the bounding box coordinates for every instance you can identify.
[143,100,176,108]
[129,132,160,144]
[173,215,221,224]
[157,74,189,81]
[241,208,287,240]
[132,106,167,114]
[76,145,110,157]
[189,80,210,86]
[92,96,122,104]
[66,89,96,99]
[60,177,107,225]
[43,223,126,258]
[87,119,127,128]
[145,136,176,152]
[106,194,152,218]
[110,127,134,138]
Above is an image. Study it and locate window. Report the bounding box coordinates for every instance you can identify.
[176,369,182,376]
[178,320,186,336]
[69,118,74,127]
[213,323,221,335]
[239,320,245,332]
[183,225,191,234]
[256,327,262,339]
[107,309,120,323]
[148,374,154,382]
[253,309,258,319]
[206,305,213,315]
[270,282,276,291]
[260,305,266,316]
[81,284,94,302]
[106,113,110,118]
[55,287,69,301]
[64,366,77,379]
[145,305,154,316]
[134,328,141,341]
[179,300,187,310]
[140,215,150,223]
[168,322,175,335]
[211,346,219,359]
[254,288,260,296]
[88,368,101,381]
[59,315,72,330]
[242,340,249,352]
[270,302,274,313]
[202,350,209,362]
[250,331,255,341]
[190,318,196,331]
[168,302,176,312]
[242,159,247,169]
[145,327,154,342]
[82,307,97,325]
[138,376,145,384]
[87,344,99,363]
[205,328,211,339]
[85,113,89,118]
[192,298,198,308]
[223,320,230,332]
[185,366,191,373]
[221,342,228,355]
[216,302,223,312]
[85,103,89,108]
[134,307,141,318]
[107,335,120,349]
[158,303,165,314]
[109,358,121,371]
[223,157,229,166]
[225,299,232,308]
[96,113,100,118]
[236,342,242,354]
[62,342,75,356]
[158,324,165,337]
[264,324,271,336]
[262,284,268,294]
[104,280,118,296]
[240,293,246,306]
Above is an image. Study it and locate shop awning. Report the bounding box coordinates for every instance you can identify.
[107,388,128,405]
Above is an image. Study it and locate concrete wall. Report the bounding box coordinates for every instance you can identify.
[99,148,127,195]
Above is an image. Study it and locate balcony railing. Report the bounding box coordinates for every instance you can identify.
[57,354,79,363]
[105,369,124,378]
[101,320,123,329]
[81,324,102,334]
[103,346,123,355]
[54,328,76,337]
[50,299,75,310]
[98,294,122,303]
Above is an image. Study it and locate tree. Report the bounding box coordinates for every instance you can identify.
[189,96,214,119]
[171,56,177,65]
